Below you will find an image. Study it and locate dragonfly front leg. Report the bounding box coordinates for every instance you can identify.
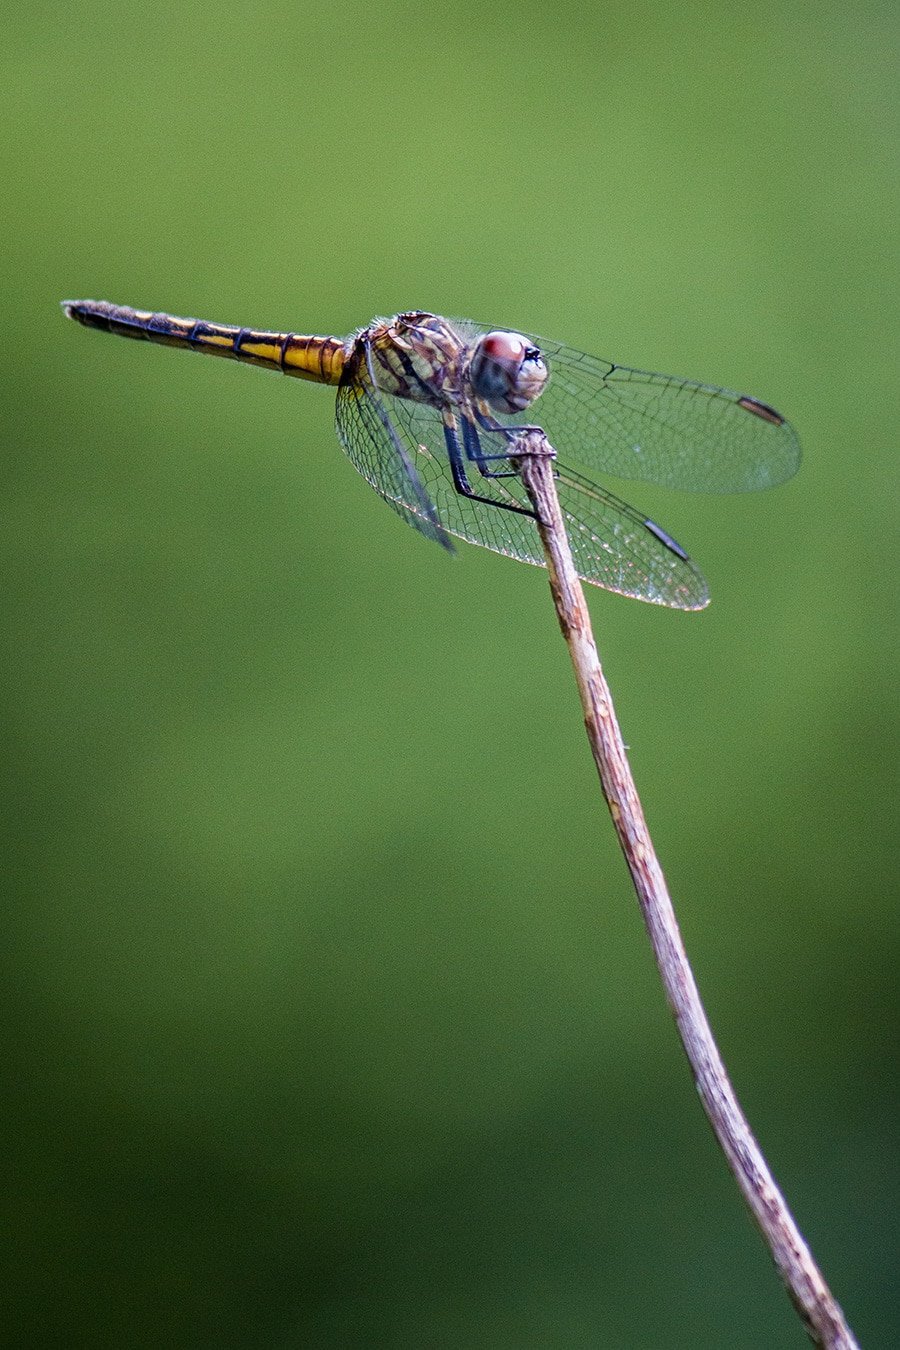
[466,406,554,477]
[459,413,518,479]
[469,407,561,483]
[441,411,536,519]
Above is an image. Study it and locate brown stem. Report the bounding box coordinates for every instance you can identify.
[515,431,857,1349]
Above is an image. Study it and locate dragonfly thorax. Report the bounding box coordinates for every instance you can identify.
[468,330,548,414]
[362,313,468,407]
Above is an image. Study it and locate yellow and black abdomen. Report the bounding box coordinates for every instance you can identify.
[62,300,346,385]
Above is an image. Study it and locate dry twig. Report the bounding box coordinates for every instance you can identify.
[515,430,858,1350]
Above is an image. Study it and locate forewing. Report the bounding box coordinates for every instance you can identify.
[459,321,801,493]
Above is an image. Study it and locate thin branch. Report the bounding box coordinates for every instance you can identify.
[515,431,858,1350]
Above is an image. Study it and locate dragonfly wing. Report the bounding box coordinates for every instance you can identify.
[554,463,709,609]
[458,322,801,493]
[375,397,709,609]
[335,369,453,552]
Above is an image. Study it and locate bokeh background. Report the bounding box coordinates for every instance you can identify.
[2,2,897,1345]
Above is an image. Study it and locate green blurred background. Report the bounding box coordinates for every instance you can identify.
[2,1,897,1344]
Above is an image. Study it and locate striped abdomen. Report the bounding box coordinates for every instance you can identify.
[62,299,346,385]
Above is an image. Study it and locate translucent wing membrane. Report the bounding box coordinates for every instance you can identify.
[461,322,801,494]
[554,463,708,609]
[337,379,708,609]
[335,374,453,552]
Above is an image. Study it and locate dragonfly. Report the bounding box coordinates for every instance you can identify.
[62,300,800,610]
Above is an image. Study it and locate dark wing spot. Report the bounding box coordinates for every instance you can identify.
[644,518,689,561]
[737,396,785,426]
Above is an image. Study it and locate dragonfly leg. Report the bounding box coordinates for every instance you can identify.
[442,416,536,519]
[459,414,518,479]
[468,411,560,479]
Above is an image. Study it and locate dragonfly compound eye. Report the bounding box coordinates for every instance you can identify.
[469,331,548,413]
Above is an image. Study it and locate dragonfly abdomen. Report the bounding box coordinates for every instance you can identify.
[62,300,345,385]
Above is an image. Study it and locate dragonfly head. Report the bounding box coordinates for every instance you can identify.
[469,331,548,413]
